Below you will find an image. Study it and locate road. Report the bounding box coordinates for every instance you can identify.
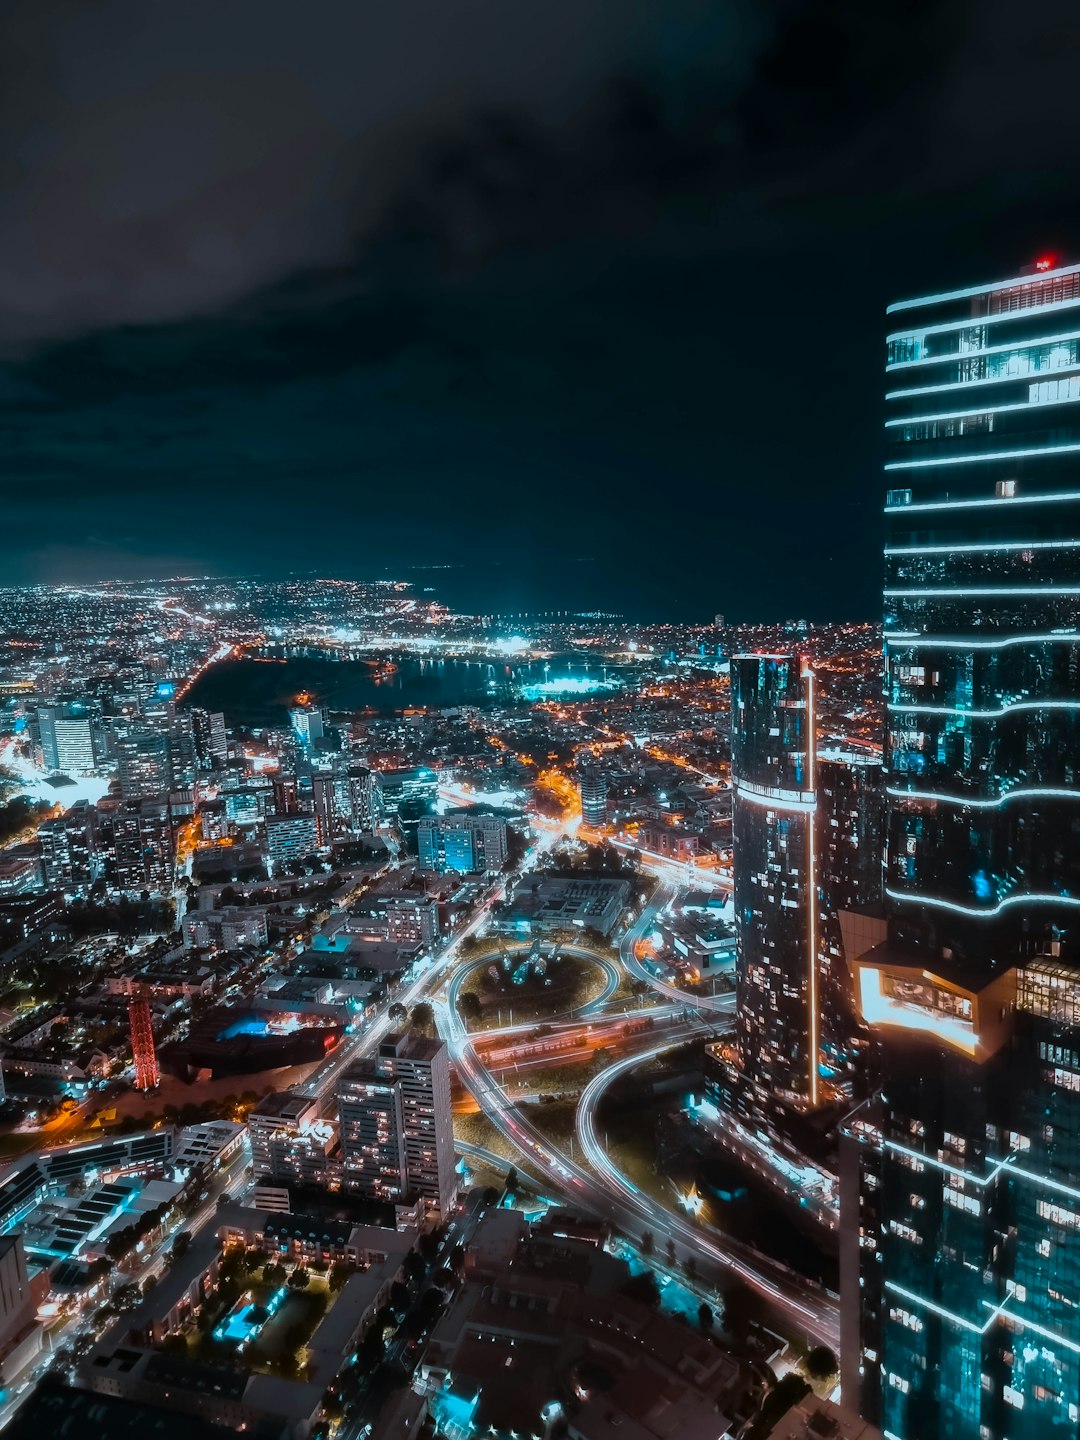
[620,886,737,1014]
[437,972,838,1348]
[443,945,622,1030]
[575,1038,840,1347]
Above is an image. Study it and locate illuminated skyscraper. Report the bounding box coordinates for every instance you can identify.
[846,260,1080,1439]
[730,654,820,1111]
[128,988,159,1091]
[578,765,609,828]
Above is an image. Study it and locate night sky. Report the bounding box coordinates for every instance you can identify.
[4,0,1080,621]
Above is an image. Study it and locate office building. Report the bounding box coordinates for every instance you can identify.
[36,704,98,773]
[372,767,438,821]
[338,1034,454,1215]
[817,753,884,1089]
[290,704,324,754]
[578,765,609,827]
[113,798,173,892]
[417,814,509,873]
[264,813,318,870]
[116,727,172,799]
[729,654,820,1112]
[845,261,1080,1440]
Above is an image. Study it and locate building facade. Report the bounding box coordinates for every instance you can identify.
[848,260,1080,1440]
[337,1033,455,1215]
[730,654,820,1112]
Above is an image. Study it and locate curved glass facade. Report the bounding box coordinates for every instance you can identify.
[731,654,819,1109]
[861,263,1080,1440]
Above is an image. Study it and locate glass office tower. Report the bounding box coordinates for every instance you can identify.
[851,262,1080,1439]
[731,654,820,1110]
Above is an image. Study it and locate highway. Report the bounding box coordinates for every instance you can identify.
[620,886,738,1014]
[438,980,840,1349]
[575,1038,840,1347]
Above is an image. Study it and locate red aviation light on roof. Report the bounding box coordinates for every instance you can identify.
[1035,256,1055,272]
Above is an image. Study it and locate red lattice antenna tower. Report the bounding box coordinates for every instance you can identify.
[128,985,159,1092]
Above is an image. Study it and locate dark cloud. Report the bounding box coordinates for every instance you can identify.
[4,0,1080,617]
[0,0,769,344]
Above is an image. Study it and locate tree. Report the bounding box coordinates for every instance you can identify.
[665,1238,677,1269]
[806,1345,839,1382]
[456,990,482,1024]
[481,1186,499,1208]
[448,1244,465,1272]
[684,1255,698,1285]
[328,1262,352,1293]
[289,1267,311,1289]
[721,1279,757,1345]
[750,1374,811,1439]
[504,1165,518,1195]
[620,1270,661,1309]
[410,1002,434,1034]
[388,1002,407,1024]
[640,1230,654,1257]
[697,1301,714,1333]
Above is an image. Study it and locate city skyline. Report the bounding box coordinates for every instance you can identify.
[5,8,1080,1440]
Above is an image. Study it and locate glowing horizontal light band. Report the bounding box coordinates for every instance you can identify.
[887,328,1080,371]
[887,363,1080,402]
[734,779,816,813]
[989,1304,1080,1356]
[886,1140,1080,1230]
[885,586,1080,597]
[884,631,1080,648]
[887,293,1080,344]
[887,785,1080,809]
[886,395,1080,429]
[885,1281,1005,1336]
[885,537,1080,555]
[886,442,1080,470]
[888,698,1080,717]
[885,489,1080,514]
[885,886,1080,917]
[887,262,1080,314]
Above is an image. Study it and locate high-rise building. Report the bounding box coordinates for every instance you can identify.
[36,704,99,773]
[337,1070,408,1201]
[116,727,172,799]
[128,988,159,1091]
[417,814,509,873]
[345,764,375,831]
[337,1032,455,1215]
[845,260,1080,1440]
[311,769,340,847]
[38,800,97,893]
[578,765,609,828]
[371,767,438,821]
[113,798,173,892]
[263,812,318,870]
[247,1091,331,1184]
[290,704,324,754]
[729,654,820,1113]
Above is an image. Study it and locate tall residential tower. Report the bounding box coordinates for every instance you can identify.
[846,260,1080,1440]
[730,654,820,1112]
